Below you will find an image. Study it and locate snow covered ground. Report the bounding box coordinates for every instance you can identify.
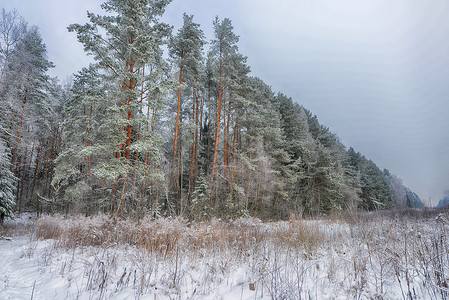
[1,211,448,299]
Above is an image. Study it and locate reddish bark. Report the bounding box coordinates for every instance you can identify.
[124,56,135,160]
[169,53,184,212]
[11,94,27,169]
[211,53,223,177]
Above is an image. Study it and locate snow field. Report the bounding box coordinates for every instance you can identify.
[1,210,449,299]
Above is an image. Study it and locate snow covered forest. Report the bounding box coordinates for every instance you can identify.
[0,1,426,222]
[1,1,449,299]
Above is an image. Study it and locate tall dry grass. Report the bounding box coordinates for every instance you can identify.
[9,208,448,299]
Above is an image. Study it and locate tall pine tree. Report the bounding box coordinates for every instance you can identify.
[58,0,173,217]
[0,138,16,224]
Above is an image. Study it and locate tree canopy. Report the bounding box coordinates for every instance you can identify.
[0,3,425,221]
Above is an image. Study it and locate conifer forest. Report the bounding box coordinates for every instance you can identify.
[4,2,449,299]
[1,0,427,223]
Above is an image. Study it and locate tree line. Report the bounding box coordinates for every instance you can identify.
[0,1,423,223]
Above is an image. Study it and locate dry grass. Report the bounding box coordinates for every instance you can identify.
[4,208,449,299]
[32,215,325,259]
[0,214,35,237]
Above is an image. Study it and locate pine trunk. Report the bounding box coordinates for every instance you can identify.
[11,94,27,169]
[229,118,238,196]
[211,52,223,177]
[18,144,28,210]
[170,53,183,211]
[44,131,53,197]
[32,145,41,217]
[193,81,201,195]
[87,103,93,177]
[224,94,231,180]
[188,82,199,200]
[25,144,35,203]
[15,153,22,212]
[172,54,183,169]
[125,57,135,160]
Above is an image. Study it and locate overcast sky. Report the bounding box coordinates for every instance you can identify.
[3,0,449,205]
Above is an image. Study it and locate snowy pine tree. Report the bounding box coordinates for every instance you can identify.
[0,138,16,224]
[62,0,173,217]
[190,175,210,220]
[167,13,206,213]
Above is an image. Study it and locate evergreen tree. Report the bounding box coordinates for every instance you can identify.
[235,78,291,218]
[59,0,173,217]
[207,17,252,216]
[405,189,424,208]
[275,94,314,216]
[190,174,210,220]
[167,13,205,213]
[0,138,16,224]
[3,26,54,154]
[384,169,407,207]
[53,65,112,213]
[437,194,449,208]
[0,25,55,213]
[384,169,425,208]
[0,6,423,220]
[210,17,240,178]
[347,149,394,210]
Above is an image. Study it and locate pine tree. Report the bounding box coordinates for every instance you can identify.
[0,138,16,224]
[168,13,205,212]
[207,17,252,215]
[63,0,173,217]
[210,17,240,178]
[405,189,424,207]
[437,194,449,208]
[0,8,423,220]
[347,149,394,210]
[2,27,53,140]
[232,78,290,218]
[190,174,210,220]
[53,65,112,214]
[0,25,55,212]
[275,94,312,216]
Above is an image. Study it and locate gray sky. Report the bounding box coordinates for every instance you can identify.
[3,0,449,205]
